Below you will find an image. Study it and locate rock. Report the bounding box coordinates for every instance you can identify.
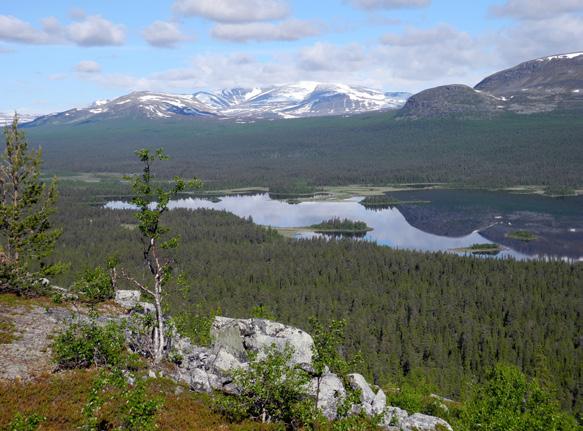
[148,370,156,379]
[381,407,409,428]
[189,368,212,393]
[400,413,453,431]
[347,373,376,405]
[115,290,141,309]
[211,349,246,375]
[372,389,386,415]
[309,372,346,420]
[211,317,314,366]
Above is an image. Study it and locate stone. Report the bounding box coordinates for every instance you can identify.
[381,407,409,428]
[136,302,156,314]
[400,413,453,431]
[347,373,376,405]
[189,368,212,393]
[372,389,387,415]
[309,372,346,420]
[211,317,314,366]
[210,349,246,375]
[115,290,141,309]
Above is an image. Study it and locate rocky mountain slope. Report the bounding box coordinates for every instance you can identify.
[26,83,411,126]
[399,52,583,118]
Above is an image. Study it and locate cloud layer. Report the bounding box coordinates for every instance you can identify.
[345,0,430,10]
[143,20,188,47]
[172,0,290,23]
[212,19,321,42]
[0,13,125,46]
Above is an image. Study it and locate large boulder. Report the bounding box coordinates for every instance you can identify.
[400,413,453,431]
[382,407,409,429]
[347,373,376,405]
[309,372,346,420]
[211,317,313,366]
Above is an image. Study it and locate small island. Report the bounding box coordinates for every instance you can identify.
[359,194,430,209]
[310,218,373,235]
[453,243,502,255]
[506,230,537,241]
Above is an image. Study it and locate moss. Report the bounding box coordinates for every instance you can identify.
[0,319,17,344]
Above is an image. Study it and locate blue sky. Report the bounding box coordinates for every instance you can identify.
[1,0,582,113]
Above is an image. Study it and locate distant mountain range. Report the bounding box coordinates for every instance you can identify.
[8,52,583,126]
[398,52,583,119]
[23,83,411,126]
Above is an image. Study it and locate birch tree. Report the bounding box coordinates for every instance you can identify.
[121,148,201,363]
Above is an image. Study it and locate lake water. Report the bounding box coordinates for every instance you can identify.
[105,190,583,261]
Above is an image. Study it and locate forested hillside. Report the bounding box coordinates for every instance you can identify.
[27,111,583,188]
[51,183,583,417]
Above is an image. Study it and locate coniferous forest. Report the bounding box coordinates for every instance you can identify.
[51,182,583,418]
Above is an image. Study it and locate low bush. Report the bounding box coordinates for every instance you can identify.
[52,317,127,369]
[214,344,320,428]
[72,266,113,303]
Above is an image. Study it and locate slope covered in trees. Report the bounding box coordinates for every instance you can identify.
[50,183,583,418]
[26,111,583,188]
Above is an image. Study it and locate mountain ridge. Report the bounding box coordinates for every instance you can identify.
[25,83,411,126]
[398,51,583,118]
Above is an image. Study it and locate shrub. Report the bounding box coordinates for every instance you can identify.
[52,318,127,369]
[5,413,44,431]
[214,344,320,428]
[72,266,113,303]
[458,363,578,431]
[82,369,161,431]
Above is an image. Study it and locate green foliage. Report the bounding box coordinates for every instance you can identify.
[82,368,161,431]
[251,305,276,320]
[72,266,114,303]
[214,345,319,428]
[458,364,578,431]
[52,318,127,369]
[310,218,370,233]
[174,305,221,347]
[0,116,62,295]
[506,230,537,241]
[5,412,45,431]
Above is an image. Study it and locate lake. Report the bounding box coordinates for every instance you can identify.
[105,189,583,261]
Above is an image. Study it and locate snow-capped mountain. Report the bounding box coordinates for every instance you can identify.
[0,112,38,126]
[26,83,411,126]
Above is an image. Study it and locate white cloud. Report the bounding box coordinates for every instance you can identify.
[0,14,125,47]
[212,19,321,42]
[345,0,430,10]
[172,0,290,23]
[494,14,583,63]
[143,20,189,47]
[76,60,101,73]
[66,15,125,46]
[298,42,366,71]
[490,0,583,20]
[0,15,58,44]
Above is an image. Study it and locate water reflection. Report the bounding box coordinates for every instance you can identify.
[105,193,537,259]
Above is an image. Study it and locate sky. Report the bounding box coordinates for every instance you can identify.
[1,0,583,113]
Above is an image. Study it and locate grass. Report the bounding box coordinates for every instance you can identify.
[0,319,17,344]
[506,230,538,241]
[359,194,431,208]
[0,369,276,431]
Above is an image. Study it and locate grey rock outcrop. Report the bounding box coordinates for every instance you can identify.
[163,316,453,430]
[211,316,314,366]
[400,413,454,431]
[309,372,346,420]
[114,290,141,309]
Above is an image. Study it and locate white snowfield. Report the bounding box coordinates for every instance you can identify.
[537,52,583,61]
